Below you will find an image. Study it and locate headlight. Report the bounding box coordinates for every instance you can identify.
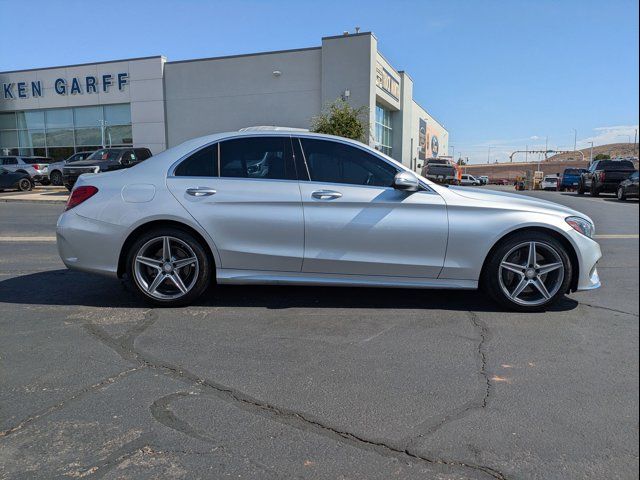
[566,216,594,238]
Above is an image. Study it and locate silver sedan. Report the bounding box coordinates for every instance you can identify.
[56,130,601,311]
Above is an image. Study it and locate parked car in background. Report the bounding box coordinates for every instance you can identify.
[0,167,33,191]
[578,159,637,196]
[541,175,560,191]
[492,178,510,185]
[479,175,489,185]
[63,147,153,190]
[0,156,51,185]
[460,174,481,186]
[57,129,601,312]
[420,158,459,185]
[617,171,639,201]
[48,151,95,186]
[560,168,587,191]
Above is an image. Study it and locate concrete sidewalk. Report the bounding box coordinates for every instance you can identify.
[0,186,68,203]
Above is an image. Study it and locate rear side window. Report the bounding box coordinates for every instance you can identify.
[175,144,218,177]
[219,137,296,180]
[299,138,397,187]
[88,149,120,161]
[2,158,17,165]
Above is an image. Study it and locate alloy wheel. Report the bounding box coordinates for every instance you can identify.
[18,179,31,191]
[498,241,565,306]
[133,236,199,300]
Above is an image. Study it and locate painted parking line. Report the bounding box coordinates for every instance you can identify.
[594,234,639,239]
[0,236,57,242]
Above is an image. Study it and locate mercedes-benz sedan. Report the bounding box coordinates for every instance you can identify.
[56,130,602,312]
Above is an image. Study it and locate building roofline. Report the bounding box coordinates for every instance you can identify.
[0,55,166,75]
[165,46,321,66]
[321,31,376,41]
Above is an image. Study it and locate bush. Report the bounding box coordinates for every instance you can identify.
[310,99,369,143]
[593,153,611,160]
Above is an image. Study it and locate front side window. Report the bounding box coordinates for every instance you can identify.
[175,144,218,177]
[219,137,295,180]
[300,138,397,187]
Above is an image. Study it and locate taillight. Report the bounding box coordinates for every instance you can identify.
[32,164,43,170]
[65,185,98,211]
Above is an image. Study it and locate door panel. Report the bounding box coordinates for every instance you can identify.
[299,182,448,277]
[167,177,304,271]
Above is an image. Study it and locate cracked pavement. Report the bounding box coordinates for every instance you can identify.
[0,191,638,479]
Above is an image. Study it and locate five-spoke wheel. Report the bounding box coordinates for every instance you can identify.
[483,232,573,311]
[126,228,211,306]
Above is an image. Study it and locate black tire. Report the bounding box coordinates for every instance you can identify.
[124,227,212,307]
[481,231,573,312]
[39,178,51,186]
[590,183,600,197]
[17,178,32,191]
[617,186,626,201]
[576,181,585,195]
[50,171,63,186]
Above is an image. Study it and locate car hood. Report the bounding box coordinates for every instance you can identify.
[445,186,592,221]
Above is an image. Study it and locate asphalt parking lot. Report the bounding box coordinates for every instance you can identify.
[0,188,638,479]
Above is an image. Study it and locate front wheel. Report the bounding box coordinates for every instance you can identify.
[50,171,63,186]
[617,186,626,201]
[576,181,585,195]
[125,228,212,306]
[482,232,572,312]
[17,178,32,191]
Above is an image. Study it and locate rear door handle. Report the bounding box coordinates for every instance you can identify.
[186,187,217,197]
[311,190,342,200]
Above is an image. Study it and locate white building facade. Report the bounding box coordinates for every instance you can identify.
[0,32,448,170]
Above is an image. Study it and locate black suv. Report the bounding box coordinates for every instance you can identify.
[578,159,637,196]
[63,147,152,190]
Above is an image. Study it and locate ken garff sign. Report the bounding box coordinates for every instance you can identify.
[2,73,129,100]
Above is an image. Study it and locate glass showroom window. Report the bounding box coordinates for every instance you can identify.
[0,104,132,160]
[375,105,393,156]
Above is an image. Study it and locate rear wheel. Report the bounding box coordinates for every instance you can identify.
[125,228,212,306]
[590,183,600,197]
[50,171,63,186]
[617,186,626,201]
[482,232,572,312]
[17,178,32,191]
[576,181,585,195]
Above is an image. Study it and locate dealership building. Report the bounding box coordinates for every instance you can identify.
[0,32,448,171]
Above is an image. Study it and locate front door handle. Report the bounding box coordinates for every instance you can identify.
[186,187,217,197]
[311,190,342,200]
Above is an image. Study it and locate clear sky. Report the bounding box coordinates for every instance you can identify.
[1,0,638,163]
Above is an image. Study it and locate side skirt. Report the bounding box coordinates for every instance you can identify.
[216,269,478,290]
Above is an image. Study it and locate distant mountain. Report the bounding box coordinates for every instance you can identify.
[546,142,638,163]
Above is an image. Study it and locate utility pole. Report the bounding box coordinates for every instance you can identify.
[587,141,594,164]
[487,146,492,164]
[545,136,549,159]
[572,129,577,152]
[525,144,528,163]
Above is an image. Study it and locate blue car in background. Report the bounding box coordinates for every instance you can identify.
[560,168,587,191]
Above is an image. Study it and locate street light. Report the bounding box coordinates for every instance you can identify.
[487,146,492,164]
[572,129,577,151]
[587,141,594,163]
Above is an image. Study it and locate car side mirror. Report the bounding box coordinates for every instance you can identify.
[393,171,420,192]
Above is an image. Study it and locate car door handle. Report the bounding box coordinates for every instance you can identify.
[311,190,342,200]
[186,187,217,197]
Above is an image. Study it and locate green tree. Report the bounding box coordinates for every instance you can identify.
[593,153,611,160]
[310,99,369,143]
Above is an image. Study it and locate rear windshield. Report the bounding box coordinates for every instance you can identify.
[87,149,121,162]
[563,169,581,175]
[598,160,635,169]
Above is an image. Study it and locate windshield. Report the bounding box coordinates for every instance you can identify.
[87,149,121,162]
[599,160,635,169]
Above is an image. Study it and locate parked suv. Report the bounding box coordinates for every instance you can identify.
[420,158,459,185]
[0,156,51,184]
[578,159,637,196]
[63,147,153,190]
[48,151,95,186]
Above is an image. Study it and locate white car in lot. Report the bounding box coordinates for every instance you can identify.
[57,130,602,312]
[460,174,482,186]
[541,175,560,191]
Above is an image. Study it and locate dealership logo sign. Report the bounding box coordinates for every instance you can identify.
[1,73,129,100]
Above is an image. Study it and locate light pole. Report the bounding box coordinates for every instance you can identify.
[572,129,577,151]
[450,145,455,160]
[587,141,594,163]
[487,146,492,164]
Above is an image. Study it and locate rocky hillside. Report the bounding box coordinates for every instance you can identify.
[546,142,638,162]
